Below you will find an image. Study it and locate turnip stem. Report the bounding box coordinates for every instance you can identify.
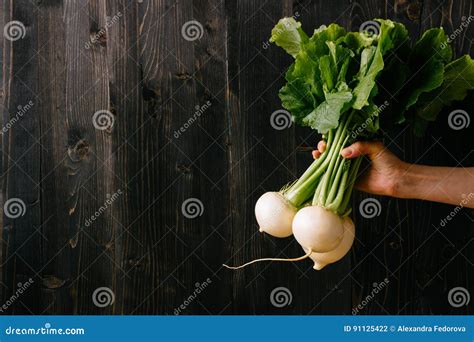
[316,111,354,205]
[339,156,363,214]
[290,129,334,189]
[327,167,349,211]
[222,249,312,269]
[325,157,346,205]
[284,129,336,207]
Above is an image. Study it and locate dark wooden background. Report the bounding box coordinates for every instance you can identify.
[0,0,473,315]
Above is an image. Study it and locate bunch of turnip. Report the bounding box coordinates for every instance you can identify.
[225,18,474,270]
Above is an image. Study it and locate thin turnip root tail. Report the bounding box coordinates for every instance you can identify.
[223,249,312,270]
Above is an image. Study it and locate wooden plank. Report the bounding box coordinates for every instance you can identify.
[2,0,41,313]
[103,0,193,315]
[35,0,70,314]
[179,0,233,314]
[103,0,145,315]
[110,0,202,314]
[61,0,115,314]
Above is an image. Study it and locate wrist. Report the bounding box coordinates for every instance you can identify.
[393,162,429,200]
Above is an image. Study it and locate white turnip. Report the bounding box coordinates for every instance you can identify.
[292,205,345,253]
[305,216,355,270]
[254,192,297,238]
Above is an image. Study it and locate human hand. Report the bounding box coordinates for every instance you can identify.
[313,141,408,197]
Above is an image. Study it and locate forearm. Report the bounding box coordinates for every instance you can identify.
[396,164,474,208]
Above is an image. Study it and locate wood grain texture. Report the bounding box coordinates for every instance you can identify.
[1,0,473,315]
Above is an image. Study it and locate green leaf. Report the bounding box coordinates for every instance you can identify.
[349,102,382,139]
[305,24,347,60]
[302,91,353,133]
[278,74,316,126]
[403,28,452,109]
[270,18,308,58]
[319,55,336,92]
[352,46,382,109]
[352,19,409,110]
[291,50,325,100]
[414,55,474,121]
[340,32,375,52]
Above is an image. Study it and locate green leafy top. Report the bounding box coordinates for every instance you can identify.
[271,18,474,136]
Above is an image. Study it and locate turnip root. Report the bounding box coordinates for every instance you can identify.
[254,192,297,238]
[254,130,335,238]
[305,216,355,270]
[292,205,344,253]
[223,249,312,270]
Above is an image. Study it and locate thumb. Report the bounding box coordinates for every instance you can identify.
[341,141,384,159]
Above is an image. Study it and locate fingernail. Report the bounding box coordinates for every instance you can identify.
[341,148,352,158]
